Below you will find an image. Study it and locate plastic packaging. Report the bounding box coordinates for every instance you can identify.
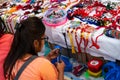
[43,8,67,27]
[44,41,51,56]
[51,55,73,72]
[88,69,102,77]
[104,29,120,39]
[87,59,103,72]
[54,45,62,63]
[38,41,51,56]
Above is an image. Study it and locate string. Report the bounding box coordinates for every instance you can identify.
[62,32,71,57]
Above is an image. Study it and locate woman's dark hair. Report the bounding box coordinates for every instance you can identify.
[3,17,45,79]
[0,17,7,37]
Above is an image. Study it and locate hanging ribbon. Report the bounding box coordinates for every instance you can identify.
[83,32,90,53]
[89,28,104,49]
[2,15,10,32]
[74,24,91,53]
[67,27,76,54]
[7,14,17,33]
[13,15,19,31]
[74,27,82,53]
[79,24,87,53]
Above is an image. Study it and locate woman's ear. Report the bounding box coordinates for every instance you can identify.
[34,39,43,52]
[33,40,39,50]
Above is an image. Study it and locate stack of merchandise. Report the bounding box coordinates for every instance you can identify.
[87,59,103,77]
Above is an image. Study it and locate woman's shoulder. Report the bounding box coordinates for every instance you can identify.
[2,33,13,38]
[32,56,51,65]
[30,56,57,75]
[30,56,55,69]
[0,34,14,47]
[0,34,14,50]
[0,33,14,41]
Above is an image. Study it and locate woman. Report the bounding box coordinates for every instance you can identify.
[4,17,65,80]
[0,17,13,80]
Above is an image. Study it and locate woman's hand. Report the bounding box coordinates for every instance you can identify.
[46,49,59,61]
[56,60,65,73]
[56,61,65,80]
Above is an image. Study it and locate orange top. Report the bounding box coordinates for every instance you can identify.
[0,34,14,80]
[11,57,58,80]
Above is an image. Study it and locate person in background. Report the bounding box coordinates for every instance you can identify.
[4,17,65,80]
[0,17,14,80]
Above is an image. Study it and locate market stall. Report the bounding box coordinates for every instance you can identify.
[0,0,120,62]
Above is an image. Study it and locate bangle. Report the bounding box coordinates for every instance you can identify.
[19,15,28,22]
